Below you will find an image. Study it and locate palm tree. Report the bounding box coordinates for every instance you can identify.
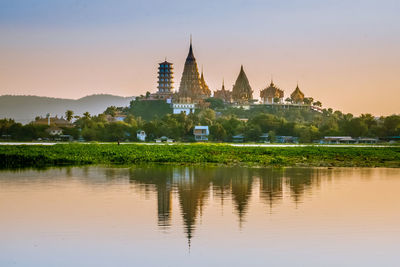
[65,110,74,122]
[83,112,91,119]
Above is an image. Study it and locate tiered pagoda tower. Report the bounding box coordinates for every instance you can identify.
[178,39,210,100]
[232,65,253,103]
[157,61,174,95]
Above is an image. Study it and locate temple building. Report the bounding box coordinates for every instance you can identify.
[290,84,305,104]
[200,70,211,97]
[154,60,174,99]
[178,40,210,100]
[214,80,232,103]
[232,65,253,103]
[260,80,284,104]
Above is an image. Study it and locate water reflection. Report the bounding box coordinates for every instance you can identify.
[124,165,330,244]
[1,166,399,266]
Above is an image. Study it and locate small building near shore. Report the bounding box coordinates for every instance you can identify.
[259,133,269,143]
[321,136,356,144]
[193,126,209,141]
[137,130,146,142]
[155,136,174,143]
[232,134,245,143]
[276,136,299,143]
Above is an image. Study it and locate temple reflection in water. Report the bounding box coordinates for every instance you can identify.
[126,165,326,245]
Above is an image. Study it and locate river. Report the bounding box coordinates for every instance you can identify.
[1,166,399,266]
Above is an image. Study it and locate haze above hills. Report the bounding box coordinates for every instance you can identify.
[0,94,135,124]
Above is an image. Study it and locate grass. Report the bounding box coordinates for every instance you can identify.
[0,143,399,169]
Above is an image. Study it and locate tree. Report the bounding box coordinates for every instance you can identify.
[383,115,400,136]
[303,97,314,105]
[146,91,151,99]
[245,124,262,142]
[205,98,225,109]
[210,123,227,141]
[268,130,276,143]
[313,101,322,107]
[199,109,216,126]
[83,112,91,119]
[65,110,74,122]
[104,106,117,117]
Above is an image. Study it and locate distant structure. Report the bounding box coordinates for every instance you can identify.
[193,126,209,141]
[46,126,63,136]
[172,98,196,114]
[146,39,320,113]
[232,65,253,103]
[290,84,305,104]
[32,115,72,127]
[214,80,232,103]
[178,39,210,100]
[136,130,146,141]
[200,70,211,97]
[153,60,174,100]
[260,80,284,104]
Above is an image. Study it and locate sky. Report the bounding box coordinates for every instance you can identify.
[0,0,399,116]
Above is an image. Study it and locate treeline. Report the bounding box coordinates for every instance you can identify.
[1,103,400,142]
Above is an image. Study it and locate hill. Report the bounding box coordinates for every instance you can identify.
[0,94,135,124]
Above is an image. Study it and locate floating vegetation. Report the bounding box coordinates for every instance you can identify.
[0,144,399,168]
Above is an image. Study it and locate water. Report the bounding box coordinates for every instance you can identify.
[0,166,399,266]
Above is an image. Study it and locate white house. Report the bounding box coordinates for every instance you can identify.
[137,130,146,141]
[173,103,196,114]
[193,126,209,141]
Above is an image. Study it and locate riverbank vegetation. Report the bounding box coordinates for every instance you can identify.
[1,100,399,143]
[1,144,399,168]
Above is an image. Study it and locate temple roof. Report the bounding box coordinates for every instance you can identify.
[159,60,173,65]
[214,79,232,102]
[200,70,211,97]
[260,80,284,98]
[232,65,253,102]
[290,84,305,102]
[186,42,195,62]
[178,39,208,99]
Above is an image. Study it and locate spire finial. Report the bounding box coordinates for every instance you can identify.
[190,34,192,46]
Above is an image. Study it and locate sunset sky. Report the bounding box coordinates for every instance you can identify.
[0,0,399,115]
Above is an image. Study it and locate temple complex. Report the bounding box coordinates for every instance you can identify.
[290,84,305,104]
[178,40,210,100]
[144,39,319,113]
[214,80,232,103]
[232,65,253,103]
[260,80,284,104]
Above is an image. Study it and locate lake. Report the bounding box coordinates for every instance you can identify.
[1,166,399,266]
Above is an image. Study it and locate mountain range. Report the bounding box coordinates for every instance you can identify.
[0,94,136,124]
